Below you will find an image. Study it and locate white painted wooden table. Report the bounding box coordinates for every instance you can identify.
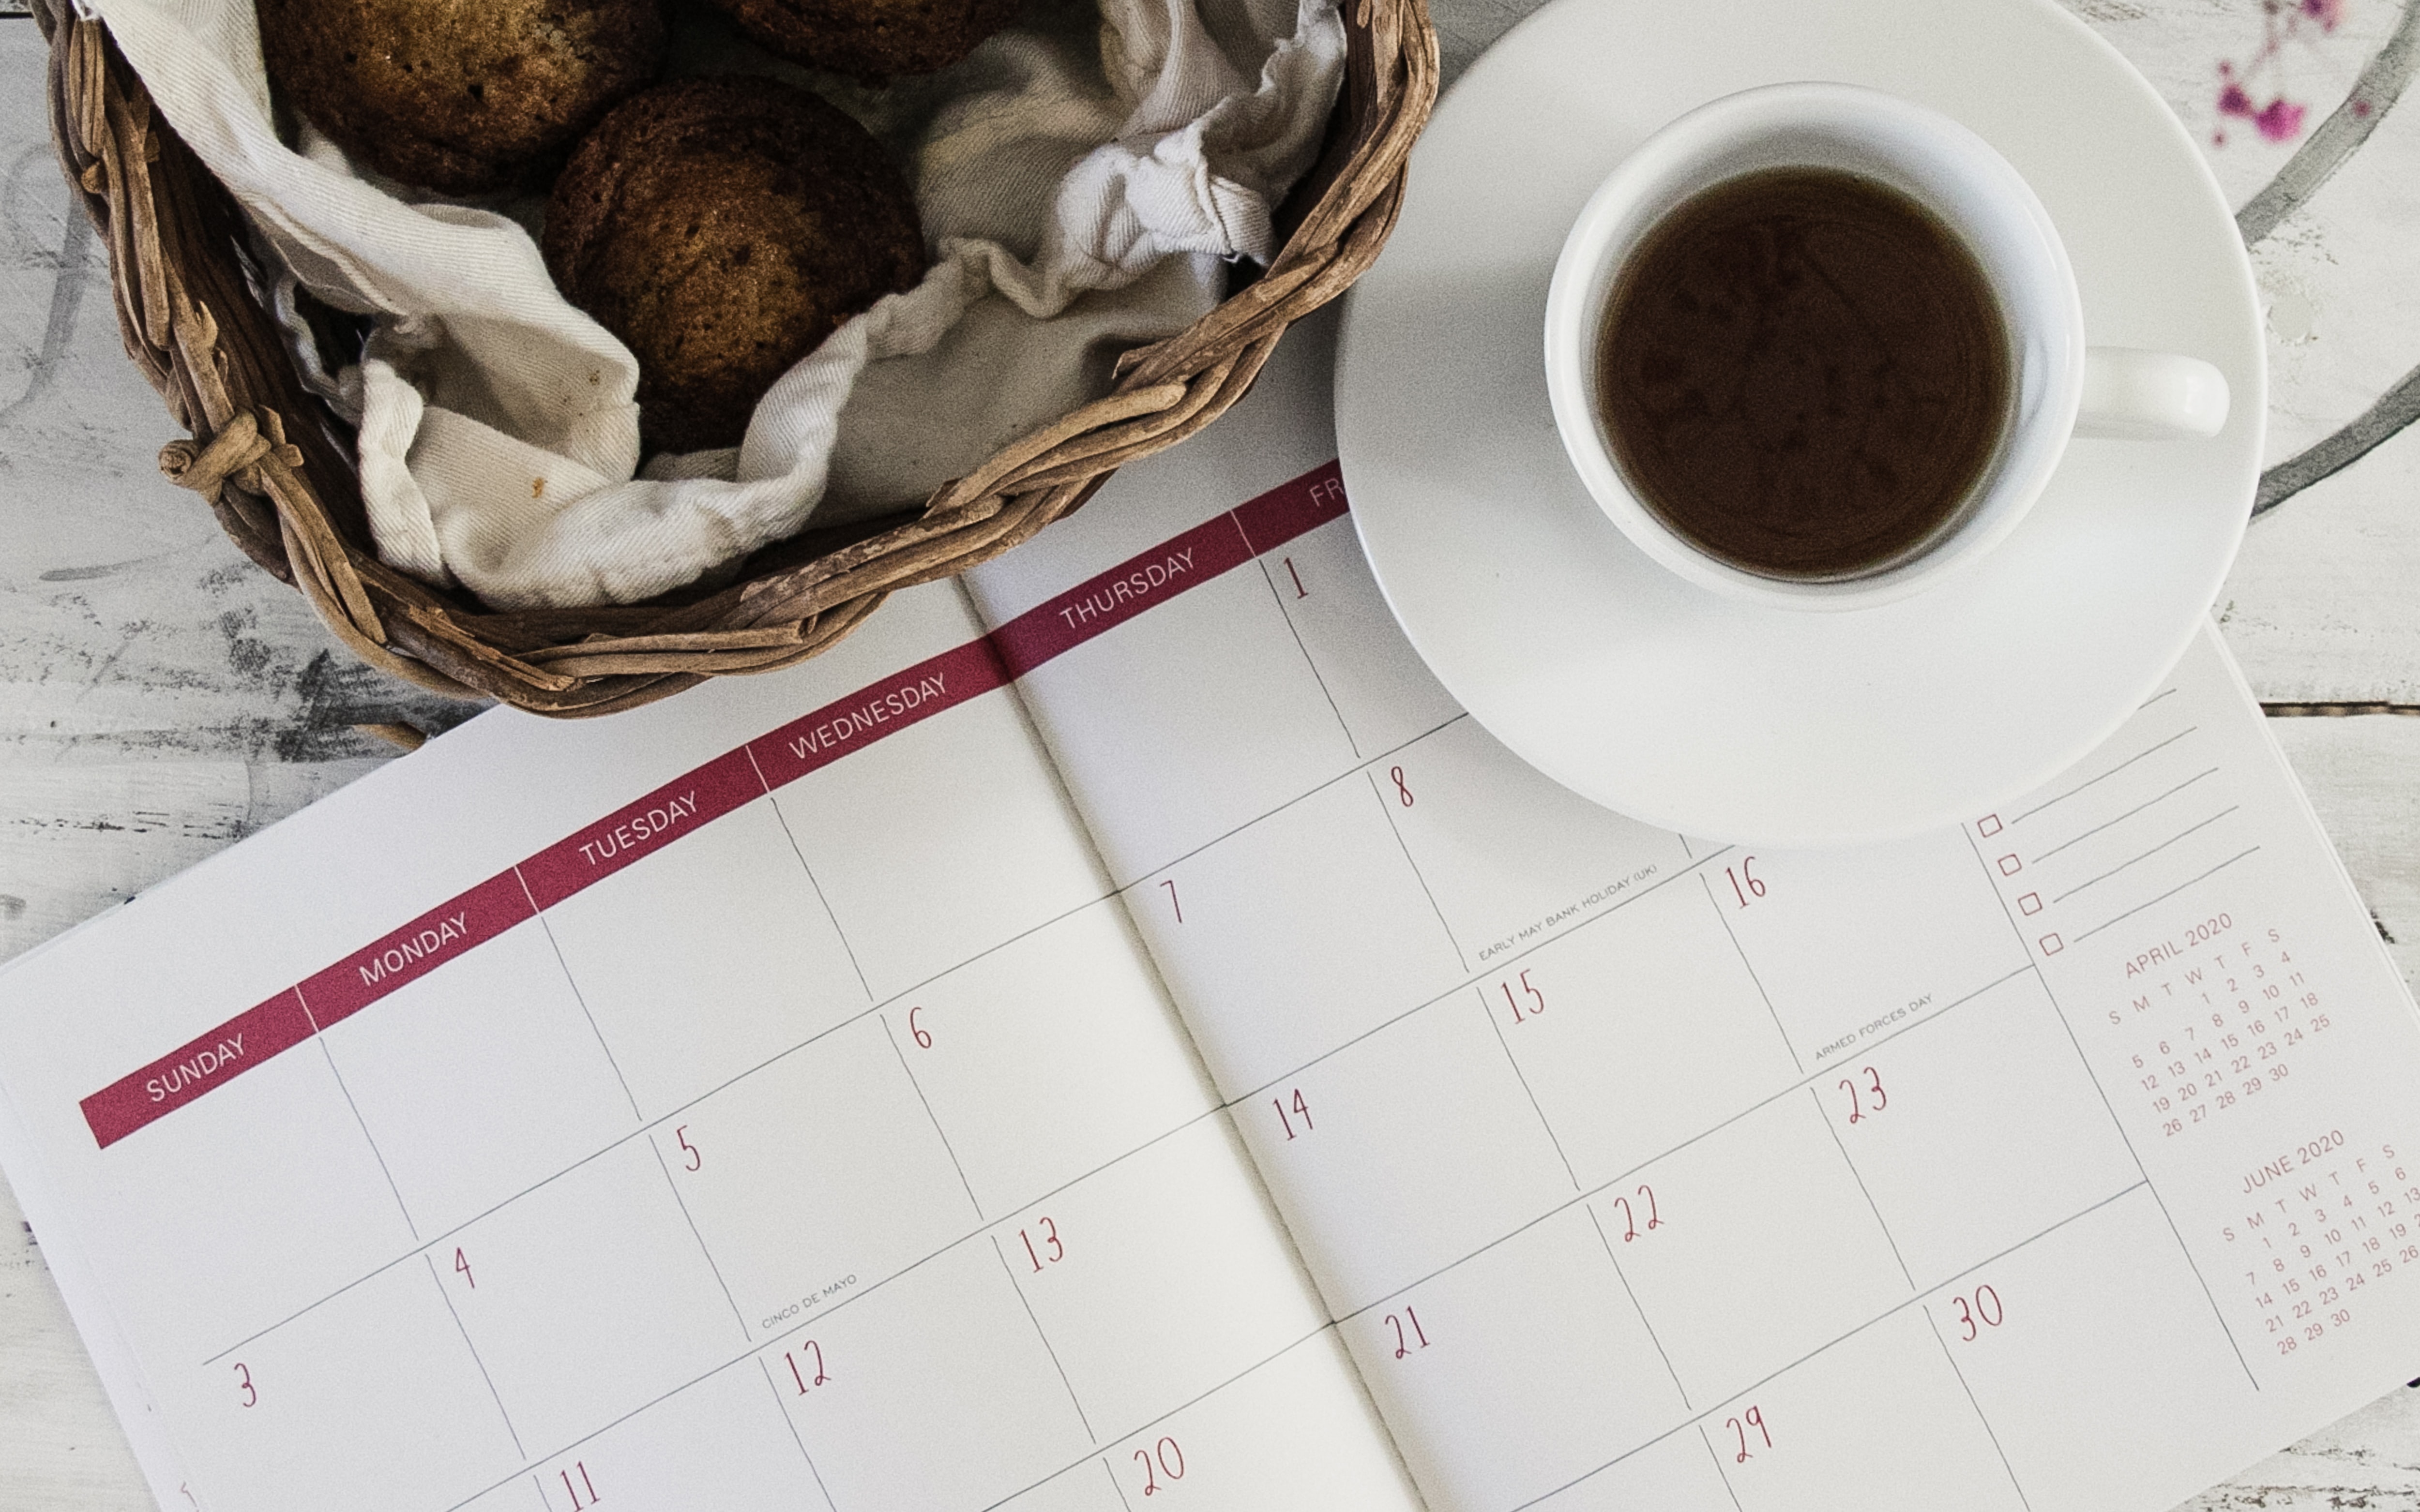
[1,0,2417,1505]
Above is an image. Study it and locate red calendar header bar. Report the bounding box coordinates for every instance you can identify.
[991,460,1346,677]
[80,461,1354,1150]
[299,870,535,1028]
[82,990,317,1149]
[521,749,768,911]
[750,639,1010,789]
[1233,459,1347,557]
[991,514,1253,677]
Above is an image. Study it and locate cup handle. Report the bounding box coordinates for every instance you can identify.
[2074,347,2231,440]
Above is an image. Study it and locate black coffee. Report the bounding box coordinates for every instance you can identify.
[1595,167,2012,580]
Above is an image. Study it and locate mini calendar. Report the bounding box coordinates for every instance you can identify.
[5,314,2420,1512]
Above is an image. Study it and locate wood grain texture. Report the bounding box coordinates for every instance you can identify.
[0,1172,145,1504]
[0,2,2417,1508]
[0,22,480,1500]
[2225,419,2420,706]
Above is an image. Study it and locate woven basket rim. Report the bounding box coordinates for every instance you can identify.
[35,0,1438,716]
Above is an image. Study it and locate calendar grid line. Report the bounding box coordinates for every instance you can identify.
[987,460,1342,682]
[205,1069,1225,1378]
[1364,770,1469,969]
[1226,857,2035,1287]
[972,1322,1339,1512]
[200,884,1136,1366]
[1254,552,1364,761]
[301,1003,421,1240]
[755,1353,842,1512]
[1327,960,2039,1327]
[1921,1299,2035,1511]
[1230,462,1343,559]
[758,780,875,1004]
[521,886,645,1124]
[1958,826,2261,1391]
[1585,1199,1691,1409]
[1101,1455,1139,1512]
[1699,870,1805,1074]
[1810,1083,1919,1290]
[2049,959,2261,1389]
[427,1103,1255,1512]
[1695,1422,1749,1512]
[990,1232,1098,1440]
[882,1010,986,1222]
[2009,726,2197,827]
[1481,989,1580,1190]
[78,464,1354,1152]
[866,888,1124,1018]
[1506,1178,2153,1512]
[644,1133,754,1344]
[28,421,2405,1512]
[36,385,2420,1512]
[420,1251,526,1459]
[2029,765,2218,866]
[1230,846,1734,1108]
[1104,706,1471,891]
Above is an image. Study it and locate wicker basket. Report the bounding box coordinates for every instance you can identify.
[35,0,1435,716]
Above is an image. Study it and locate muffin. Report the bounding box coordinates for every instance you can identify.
[257,0,666,195]
[543,75,928,452]
[702,0,1026,76]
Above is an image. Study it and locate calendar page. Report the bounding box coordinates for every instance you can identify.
[961,310,2420,1512]
[0,584,1420,1512]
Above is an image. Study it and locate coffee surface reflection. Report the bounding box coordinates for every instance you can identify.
[1595,167,2012,581]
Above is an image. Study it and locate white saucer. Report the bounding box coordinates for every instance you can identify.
[1334,0,2264,846]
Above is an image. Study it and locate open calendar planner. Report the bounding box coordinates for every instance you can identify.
[7,313,2420,1512]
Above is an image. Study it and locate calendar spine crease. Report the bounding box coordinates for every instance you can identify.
[76,461,1356,1149]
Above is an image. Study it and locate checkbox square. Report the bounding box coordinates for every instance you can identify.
[2039,933,2064,956]
[1978,814,2003,837]
[2018,892,2042,915]
[1997,853,2023,876]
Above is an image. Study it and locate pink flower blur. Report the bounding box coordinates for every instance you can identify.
[2255,98,2309,139]
[2212,0,2351,146]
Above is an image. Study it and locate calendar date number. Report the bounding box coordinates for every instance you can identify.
[1837,1066,1887,1124]
[784,1340,831,1394]
[1499,970,1546,1026]
[1273,1088,1314,1140]
[1950,1284,2004,1341]
[1609,1184,1662,1243]
[1727,1405,1770,1462]
[1134,1436,1186,1496]
[1020,1216,1065,1272]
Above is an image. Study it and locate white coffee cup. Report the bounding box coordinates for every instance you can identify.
[1543,82,2229,611]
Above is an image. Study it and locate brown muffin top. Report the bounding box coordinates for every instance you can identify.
[543,75,927,454]
[257,0,666,195]
[702,0,1026,77]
